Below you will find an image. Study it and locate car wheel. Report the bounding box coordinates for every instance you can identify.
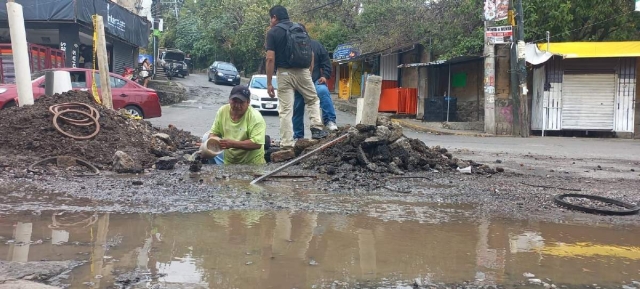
[3,100,16,109]
[124,105,144,119]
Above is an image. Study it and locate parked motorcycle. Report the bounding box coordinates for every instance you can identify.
[166,61,187,80]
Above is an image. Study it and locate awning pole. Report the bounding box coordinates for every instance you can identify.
[546,31,550,52]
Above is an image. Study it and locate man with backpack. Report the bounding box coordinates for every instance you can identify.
[292,24,338,140]
[265,5,328,150]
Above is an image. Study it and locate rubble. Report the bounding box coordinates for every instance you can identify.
[0,91,198,171]
[300,116,499,176]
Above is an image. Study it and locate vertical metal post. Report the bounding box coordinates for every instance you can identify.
[542,30,550,137]
[44,70,55,96]
[546,31,550,51]
[516,0,529,137]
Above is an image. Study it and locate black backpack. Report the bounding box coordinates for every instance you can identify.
[276,22,312,68]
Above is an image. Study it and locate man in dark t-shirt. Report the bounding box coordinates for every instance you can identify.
[292,28,338,140]
[265,5,327,150]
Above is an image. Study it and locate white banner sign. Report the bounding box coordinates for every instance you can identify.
[486,26,513,44]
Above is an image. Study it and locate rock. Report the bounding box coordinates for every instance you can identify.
[150,136,173,157]
[155,156,179,170]
[132,180,143,186]
[294,139,320,155]
[112,151,142,174]
[457,161,470,168]
[388,122,404,143]
[529,279,542,285]
[189,161,202,172]
[271,149,296,163]
[622,285,636,289]
[496,167,505,173]
[152,133,172,143]
[362,136,385,148]
[496,159,503,163]
[355,124,377,133]
[376,115,392,127]
[523,273,535,278]
[375,126,392,141]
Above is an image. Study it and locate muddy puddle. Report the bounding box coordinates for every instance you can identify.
[1,210,639,288]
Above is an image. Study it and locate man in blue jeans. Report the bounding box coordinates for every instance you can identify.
[292,30,338,139]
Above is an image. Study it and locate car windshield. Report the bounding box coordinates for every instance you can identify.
[164,52,184,61]
[219,64,237,71]
[250,77,277,89]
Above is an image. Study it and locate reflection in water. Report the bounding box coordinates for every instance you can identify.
[540,242,640,259]
[9,222,32,262]
[0,211,639,288]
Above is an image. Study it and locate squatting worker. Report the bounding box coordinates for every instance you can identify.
[205,85,267,165]
[265,5,328,150]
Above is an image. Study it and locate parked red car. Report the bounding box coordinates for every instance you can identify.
[0,68,161,119]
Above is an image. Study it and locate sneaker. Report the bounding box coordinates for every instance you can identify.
[310,128,328,139]
[326,121,338,131]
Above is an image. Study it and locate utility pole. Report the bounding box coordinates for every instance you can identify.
[509,1,520,136]
[95,15,113,109]
[152,0,161,79]
[515,0,529,137]
[483,20,496,135]
[6,0,34,106]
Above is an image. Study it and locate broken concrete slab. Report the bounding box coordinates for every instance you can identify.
[0,280,61,289]
[0,260,77,282]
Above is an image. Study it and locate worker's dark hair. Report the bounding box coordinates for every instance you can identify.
[269,5,289,21]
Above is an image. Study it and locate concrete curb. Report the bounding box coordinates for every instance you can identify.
[333,96,510,137]
[391,119,497,137]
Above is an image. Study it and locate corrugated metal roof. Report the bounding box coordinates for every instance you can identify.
[397,55,484,68]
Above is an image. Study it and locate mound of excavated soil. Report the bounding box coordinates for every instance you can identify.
[0,90,198,170]
[300,116,498,175]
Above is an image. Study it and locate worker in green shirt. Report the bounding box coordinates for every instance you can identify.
[204,85,267,165]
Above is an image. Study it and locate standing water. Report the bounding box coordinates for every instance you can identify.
[0,210,639,288]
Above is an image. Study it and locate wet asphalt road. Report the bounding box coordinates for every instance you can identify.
[148,73,356,141]
[150,73,640,180]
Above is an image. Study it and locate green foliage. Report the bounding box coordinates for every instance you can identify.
[159,0,640,73]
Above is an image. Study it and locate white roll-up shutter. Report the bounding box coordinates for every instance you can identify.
[561,73,616,130]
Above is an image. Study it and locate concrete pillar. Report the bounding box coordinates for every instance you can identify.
[58,24,80,68]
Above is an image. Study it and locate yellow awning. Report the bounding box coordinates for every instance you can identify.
[536,41,640,58]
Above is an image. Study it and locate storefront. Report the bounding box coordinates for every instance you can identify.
[528,42,638,136]
[0,0,150,77]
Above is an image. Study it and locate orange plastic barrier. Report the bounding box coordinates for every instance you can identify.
[378,88,418,115]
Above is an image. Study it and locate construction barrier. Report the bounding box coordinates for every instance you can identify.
[378,88,418,115]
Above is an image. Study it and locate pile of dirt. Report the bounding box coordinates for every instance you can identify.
[300,116,499,175]
[0,91,198,170]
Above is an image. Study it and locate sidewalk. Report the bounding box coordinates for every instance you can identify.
[332,94,496,137]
